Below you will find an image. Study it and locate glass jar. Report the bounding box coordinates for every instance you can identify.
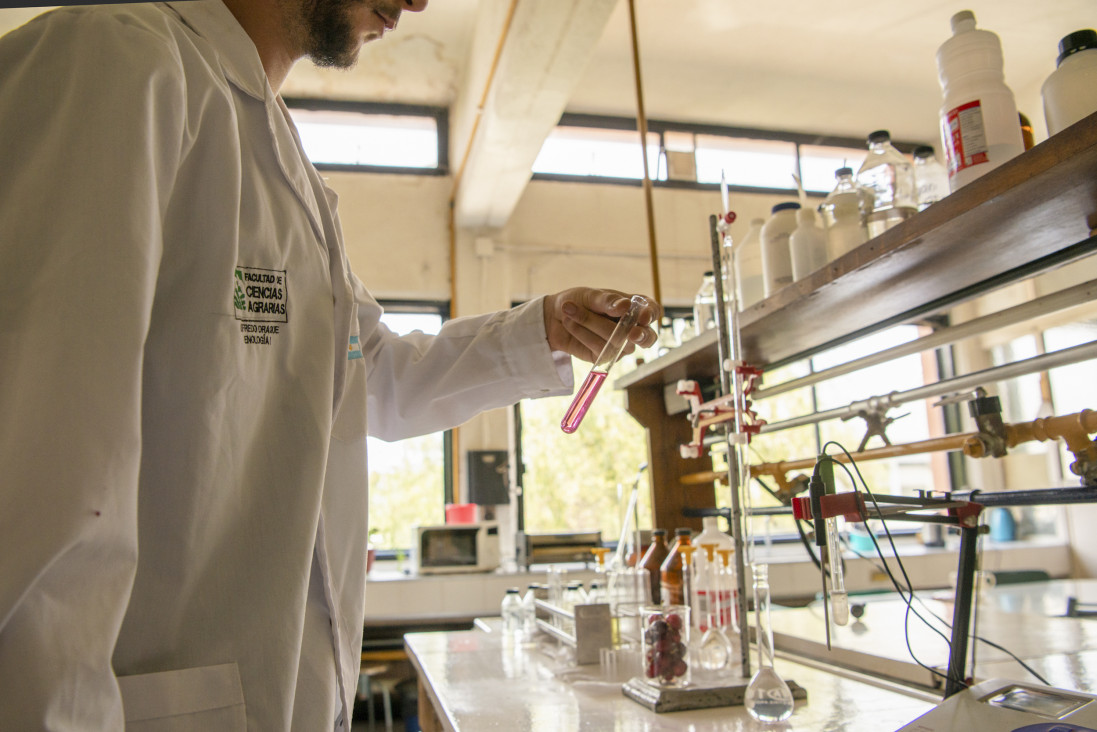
[641,604,691,687]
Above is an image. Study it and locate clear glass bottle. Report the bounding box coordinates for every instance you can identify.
[856,130,916,238]
[820,167,869,261]
[501,588,523,638]
[655,316,677,357]
[521,583,539,642]
[660,528,693,607]
[692,271,717,335]
[734,218,765,309]
[913,145,950,211]
[745,564,794,722]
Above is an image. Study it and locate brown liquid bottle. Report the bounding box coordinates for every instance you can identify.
[638,529,669,604]
[660,528,693,606]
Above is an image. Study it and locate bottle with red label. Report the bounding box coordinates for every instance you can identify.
[935,10,1024,191]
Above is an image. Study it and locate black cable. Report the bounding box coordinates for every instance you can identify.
[817,450,954,684]
[840,533,1052,687]
[820,441,1050,688]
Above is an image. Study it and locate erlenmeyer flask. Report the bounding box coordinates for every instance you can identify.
[745,564,794,722]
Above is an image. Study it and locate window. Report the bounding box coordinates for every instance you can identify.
[366,306,450,553]
[532,125,663,180]
[532,113,920,197]
[694,135,798,190]
[518,353,653,545]
[797,144,872,194]
[284,99,448,174]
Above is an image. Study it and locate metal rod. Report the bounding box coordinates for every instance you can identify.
[626,0,662,303]
[965,487,1097,506]
[754,278,1097,401]
[945,525,981,697]
[707,214,752,678]
[760,340,1097,434]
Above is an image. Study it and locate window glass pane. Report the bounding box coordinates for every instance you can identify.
[520,355,653,544]
[368,311,446,551]
[695,136,797,189]
[798,144,869,193]
[288,108,438,168]
[532,126,663,180]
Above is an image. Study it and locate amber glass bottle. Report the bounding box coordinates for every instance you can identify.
[638,529,669,604]
[660,528,693,606]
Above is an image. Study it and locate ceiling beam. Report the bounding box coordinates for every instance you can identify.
[451,0,619,230]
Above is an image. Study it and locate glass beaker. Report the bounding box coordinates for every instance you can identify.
[745,564,794,722]
[561,295,652,433]
[641,605,691,688]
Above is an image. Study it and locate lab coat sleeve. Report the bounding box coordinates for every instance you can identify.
[353,274,574,442]
[0,11,186,730]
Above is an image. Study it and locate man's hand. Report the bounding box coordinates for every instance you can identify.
[543,288,661,363]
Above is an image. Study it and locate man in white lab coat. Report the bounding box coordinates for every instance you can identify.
[0,0,658,729]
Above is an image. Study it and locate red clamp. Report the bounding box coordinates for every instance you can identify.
[792,491,868,523]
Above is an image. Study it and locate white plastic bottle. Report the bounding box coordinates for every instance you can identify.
[692,271,717,334]
[789,206,828,281]
[820,167,868,260]
[1042,29,1097,136]
[761,202,799,297]
[856,130,916,238]
[733,218,765,309]
[912,145,950,210]
[693,518,734,634]
[936,10,1024,190]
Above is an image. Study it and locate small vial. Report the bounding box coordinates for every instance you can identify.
[561,295,652,434]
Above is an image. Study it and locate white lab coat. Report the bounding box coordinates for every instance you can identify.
[0,2,572,730]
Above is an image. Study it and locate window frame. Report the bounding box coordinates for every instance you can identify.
[368,299,454,559]
[283,97,450,176]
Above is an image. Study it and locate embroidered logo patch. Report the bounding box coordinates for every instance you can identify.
[234,266,288,346]
[234,267,288,323]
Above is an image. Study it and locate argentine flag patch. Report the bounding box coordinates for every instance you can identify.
[348,335,363,361]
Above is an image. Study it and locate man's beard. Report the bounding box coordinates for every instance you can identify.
[303,0,361,69]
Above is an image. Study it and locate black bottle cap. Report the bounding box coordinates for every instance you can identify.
[835,166,853,177]
[675,528,692,536]
[1059,29,1097,66]
[771,201,801,214]
[652,528,667,536]
[913,145,936,159]
[867,130,891,144]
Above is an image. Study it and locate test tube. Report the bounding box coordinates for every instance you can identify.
[561,295,651,434]
[827,518,849,626]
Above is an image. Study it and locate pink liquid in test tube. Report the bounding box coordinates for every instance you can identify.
[559,294,651,434]
[560,370,607,434]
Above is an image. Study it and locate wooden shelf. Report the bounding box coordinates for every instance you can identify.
[619,110,1097,392]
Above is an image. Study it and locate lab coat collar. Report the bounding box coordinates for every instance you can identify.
[165,0,269,101]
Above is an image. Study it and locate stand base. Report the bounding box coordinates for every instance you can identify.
[622,676,808,713]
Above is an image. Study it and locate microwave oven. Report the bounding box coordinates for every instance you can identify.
[416,522,501,575]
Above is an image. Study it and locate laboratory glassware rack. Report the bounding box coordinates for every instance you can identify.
[615,110,1097,688]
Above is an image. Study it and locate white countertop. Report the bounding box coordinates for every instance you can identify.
[405,625,937,731]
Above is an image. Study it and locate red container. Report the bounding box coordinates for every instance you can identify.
[445,503,478,524]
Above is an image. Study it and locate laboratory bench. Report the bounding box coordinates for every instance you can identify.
[404,579,1097,731]
[404,623,936,732]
